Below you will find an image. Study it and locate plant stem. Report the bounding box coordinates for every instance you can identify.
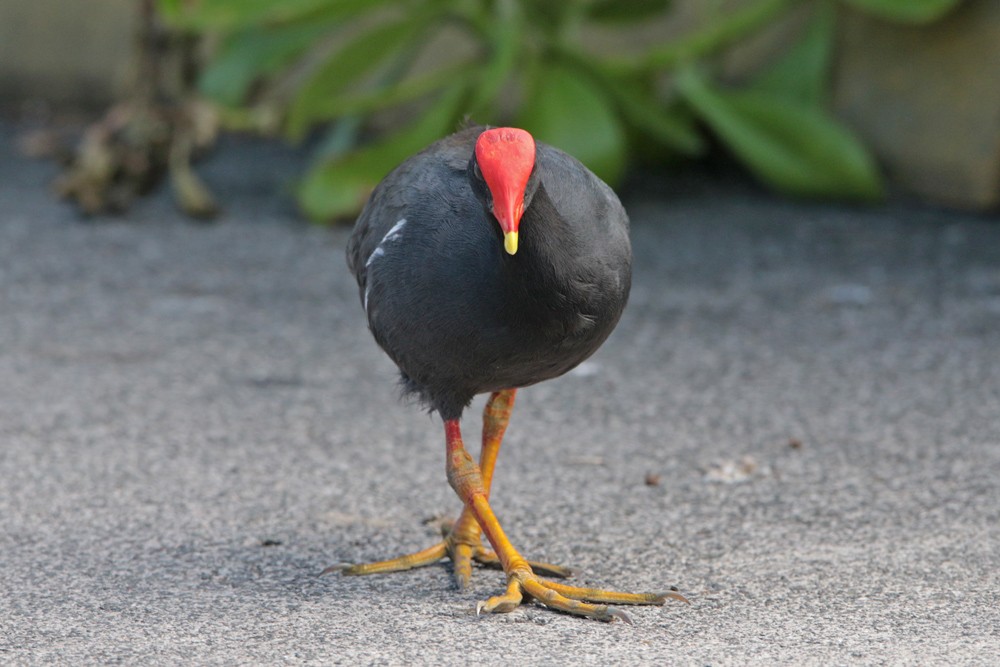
[312,61,474,118]
[134,0,161,105]
[606,0,803,73]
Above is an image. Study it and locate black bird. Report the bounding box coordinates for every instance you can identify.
[339,126,686,621]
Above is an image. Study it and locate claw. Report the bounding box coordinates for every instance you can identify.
[605,607,633,624]
[476,600,486,617]
[319,563,351,576]
[656,587,691,604]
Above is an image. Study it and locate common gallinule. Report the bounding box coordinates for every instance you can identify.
[338,126,686,621]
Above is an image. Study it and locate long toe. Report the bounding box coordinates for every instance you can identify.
[475,566,678,622]
[450,542,476,589]
[333,520,488,588]
[471,546,573,578]
[541,579,683,606]
[338,542,448,576]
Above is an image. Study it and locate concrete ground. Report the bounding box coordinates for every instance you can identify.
[1,122,999,665]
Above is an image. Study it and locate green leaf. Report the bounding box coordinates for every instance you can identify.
[297,85,467,222]
[311,116,364,163]
[466,0,521,119]
[600,74,705,155]
[200,21,335,107]
[676,67,882,200]
[159,0,350,30]
[286,14,435,139]
[298,62,475,119]
[751,0,835,105]
[587,0,672,23]
[520,2,565,35]
[518,63,627,185]
[619,0,798,72]
[842,0,962,23]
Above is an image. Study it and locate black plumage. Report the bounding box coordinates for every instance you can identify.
[346,126,631,419]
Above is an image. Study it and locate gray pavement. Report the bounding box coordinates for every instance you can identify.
[2,122,999,665]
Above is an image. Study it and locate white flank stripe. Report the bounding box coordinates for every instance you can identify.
[365,217,407,268]
[383,217,407,242]
[364,218,407,314]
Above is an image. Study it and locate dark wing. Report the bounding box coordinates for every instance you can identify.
[345,126,484,305]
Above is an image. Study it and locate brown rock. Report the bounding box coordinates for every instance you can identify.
[833,0,1000,210]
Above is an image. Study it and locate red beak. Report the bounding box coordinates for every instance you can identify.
[475,128,536,256]
[494,195,523,255]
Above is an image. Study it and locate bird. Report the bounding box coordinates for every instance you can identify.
[337,125,687,621]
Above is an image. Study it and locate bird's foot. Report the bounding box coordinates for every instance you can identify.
[477,564,688,623]
[438,517,573,588]
[328,512,571,588]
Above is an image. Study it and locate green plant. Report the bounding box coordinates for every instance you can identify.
[160,0,963,221]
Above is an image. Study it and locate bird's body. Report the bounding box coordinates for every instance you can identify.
[346,126,631,419]
[339,126,685,622]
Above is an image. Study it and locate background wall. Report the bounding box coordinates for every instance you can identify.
[0,0,133,108]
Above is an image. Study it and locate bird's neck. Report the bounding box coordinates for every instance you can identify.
[502,184,585,303]
[516,182,567,249]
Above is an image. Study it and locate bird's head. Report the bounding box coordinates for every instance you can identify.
[470,127,538,256]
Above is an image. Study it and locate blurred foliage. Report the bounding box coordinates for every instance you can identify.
[160,0,962,221]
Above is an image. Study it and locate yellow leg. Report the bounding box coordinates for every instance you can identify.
[335,390,569,585]
[444,420,687,622]
[450,390,572,585]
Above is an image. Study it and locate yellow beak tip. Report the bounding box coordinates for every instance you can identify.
[504,231,518,255]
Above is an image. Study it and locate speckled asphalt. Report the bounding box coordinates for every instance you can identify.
[2,123,999,665]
